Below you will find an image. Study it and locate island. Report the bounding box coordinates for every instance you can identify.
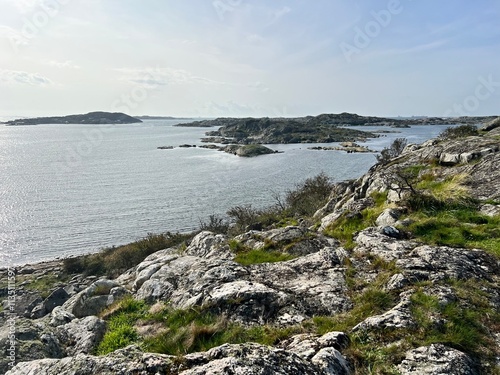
[3,112,142,125]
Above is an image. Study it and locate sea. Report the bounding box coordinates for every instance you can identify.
[0,120,453,266]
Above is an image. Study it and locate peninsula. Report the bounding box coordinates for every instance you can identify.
[3,112,142,125]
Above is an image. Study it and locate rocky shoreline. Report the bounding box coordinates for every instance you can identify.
[1,118,499,374]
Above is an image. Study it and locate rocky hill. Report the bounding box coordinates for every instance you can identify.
[4,112,142,125]
[175,113,497,146]
[1,119,499,374]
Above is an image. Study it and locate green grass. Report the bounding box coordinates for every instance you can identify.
[96,297,148,355]
[406,208,500,256]
[324,208,385,250]
[408,290,488,355]
[23,274,67,299]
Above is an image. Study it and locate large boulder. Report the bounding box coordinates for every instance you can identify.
[397,344,478,375]
[132,246,350,324]
[62,279,130,318]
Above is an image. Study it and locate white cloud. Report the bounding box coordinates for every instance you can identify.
[44,60,80,69]
[3,0,39,14]
[0,69,53,85]
[0,25,29,44]
[115,67,227,87]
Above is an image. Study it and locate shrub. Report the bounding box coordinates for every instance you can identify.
[63,232,193,277]
[284,172,334,216]
[376,138,408,164]
[438,125,478,140]
[199,214,229,234]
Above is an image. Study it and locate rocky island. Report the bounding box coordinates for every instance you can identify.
[3,112,142,125]
[1,117,500,374]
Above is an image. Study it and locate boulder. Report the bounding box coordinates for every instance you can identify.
[62,279,130,318]
[31,287,70,318]
[397,344,478,375]
[375,208,402,226]
[6,341,353,375]
[132,247,350,324]
[184,231,232,259]
[480,116,500,131]
[480,203,500,217]
[56,316,106,356]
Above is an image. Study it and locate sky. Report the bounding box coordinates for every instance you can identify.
[0,0,499,118]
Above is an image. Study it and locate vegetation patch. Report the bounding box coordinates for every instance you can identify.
[96,297,148,355]
[324,192,388,250]
[63,232,193,278]
[438,124,478,140]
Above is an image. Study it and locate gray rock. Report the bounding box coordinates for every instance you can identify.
[56,316,106,356]
[439,152,461,165]
[184,231,232,259]
[63,279,130,318]
[49,306,75,327]
[480,204,500,217]
[375,208,402,226]
[381,225,404,239]
[353,291,415,331]
[133,247,349,324]
[398,344,478,375]
[396,245,499,282]
[6,341,352,375]
[31,287,70,318]
[480,116,500,131]
[354,228,418,261]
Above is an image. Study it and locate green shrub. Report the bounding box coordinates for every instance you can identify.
[63,232,193,277]
[438,125,478,140]
[376,138,408,164]
[199,214,229,234]
[284,172,334,216]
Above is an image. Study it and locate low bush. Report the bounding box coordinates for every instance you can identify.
[63,232,193,277]
[199,214,229,234]
[438,124,478,140]
[376,138,408,164]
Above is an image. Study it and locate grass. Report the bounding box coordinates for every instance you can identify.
[97,298,305,356]
[22,273,67,299]
[408,290,488,355]
[324,192,388,250]
[96,297,148,355]
[406,206,500,256]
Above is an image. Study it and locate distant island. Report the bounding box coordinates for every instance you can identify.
[136,116,199,120]
[176,112,497,129]
[3,112,142,125]
[174,113,498,145]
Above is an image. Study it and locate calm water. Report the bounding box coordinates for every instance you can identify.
[0,120,450,266]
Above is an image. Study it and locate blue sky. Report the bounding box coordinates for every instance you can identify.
[0,0,499,118]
